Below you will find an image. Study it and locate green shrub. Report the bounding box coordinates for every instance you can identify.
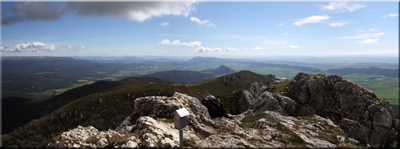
[183,138,197,148]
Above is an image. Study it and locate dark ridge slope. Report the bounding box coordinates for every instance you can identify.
[2,76,173,135]
[2,81,127,135]
[202,65,236,75]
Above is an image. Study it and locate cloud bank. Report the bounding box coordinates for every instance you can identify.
[157,39,201,47]
[330,22,348,27]
[1,42,57,52]
[2,1,197,26]
[289,45,299,48]
[160,22,169,26]
[190,17,215,27]
[294,15,329,26]
[382,14,398,18]
[322,2,365,13]
[60,44,73,50]
[357,38,378,44]
[227,47,238,51]
[194,47,221,52]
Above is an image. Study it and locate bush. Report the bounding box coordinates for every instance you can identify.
[183,138,197,148]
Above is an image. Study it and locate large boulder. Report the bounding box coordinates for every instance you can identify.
[238,90,255,113]
[286,72,399,148]
[252,91,287,115]
[249,82,263,96]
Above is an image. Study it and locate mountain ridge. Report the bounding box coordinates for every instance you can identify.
[1,71,399,148]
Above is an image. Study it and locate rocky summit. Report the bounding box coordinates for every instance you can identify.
[47,72,399,148]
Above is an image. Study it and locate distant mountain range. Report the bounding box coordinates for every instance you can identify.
[142,65,236,83]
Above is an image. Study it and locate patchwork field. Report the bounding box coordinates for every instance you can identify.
[226,63,399,105]
[28,80,95,100]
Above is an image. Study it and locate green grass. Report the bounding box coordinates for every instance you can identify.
[273,79,291,94]
[340,73,399,105]
[310,74,327,78]
[30,82,95,100]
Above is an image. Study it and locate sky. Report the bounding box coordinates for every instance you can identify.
[1,0,398,57]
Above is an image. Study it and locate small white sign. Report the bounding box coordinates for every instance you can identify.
[176,108,189,117]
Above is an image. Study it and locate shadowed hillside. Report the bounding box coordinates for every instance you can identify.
[201,65,236,75]
[2,77,173,135]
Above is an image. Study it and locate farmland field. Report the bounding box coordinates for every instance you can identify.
[226,64,399,105]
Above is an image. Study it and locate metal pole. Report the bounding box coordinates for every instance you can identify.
[179,129,183,148]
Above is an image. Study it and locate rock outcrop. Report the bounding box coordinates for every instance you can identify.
[253,91,287,115]
[238,90,254,113]
[48,91,368,148]
[248,72,399,148]
[47,72,398,148]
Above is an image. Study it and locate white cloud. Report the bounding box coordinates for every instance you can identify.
[227,47,239,51]
[190,17,215,27]
[157,39,201,47]
[369,28,379,31]
[383,14,398,18]
[261,40,287,46]
[278,23,285,26]
[338,32,385,39]
[160,22,169,26]
[80,46,88,49]
[357,29,366,33]
[0,46,21,52]
[294,15,330,26]
[283,33,289,35]
[322,2,365,13]
[60,44,73,50]
[194,47,221,52]
[289,45,299,48]
[330,22,348,27]
[243,48,249,50]
[357,38,378,44]
[253,47,263,50]
[1,42,57,52]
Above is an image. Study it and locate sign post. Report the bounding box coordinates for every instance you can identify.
[174,108,189,148]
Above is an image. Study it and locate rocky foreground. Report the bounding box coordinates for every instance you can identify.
[47,72,399,148]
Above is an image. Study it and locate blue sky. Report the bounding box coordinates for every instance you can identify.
[1,0,398,57]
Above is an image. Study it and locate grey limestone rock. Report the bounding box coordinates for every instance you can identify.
[285,72,398,148]
[252,91,287,115]
[238,90,254,113]
[249,82,262,96]
[339,118,370,144]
